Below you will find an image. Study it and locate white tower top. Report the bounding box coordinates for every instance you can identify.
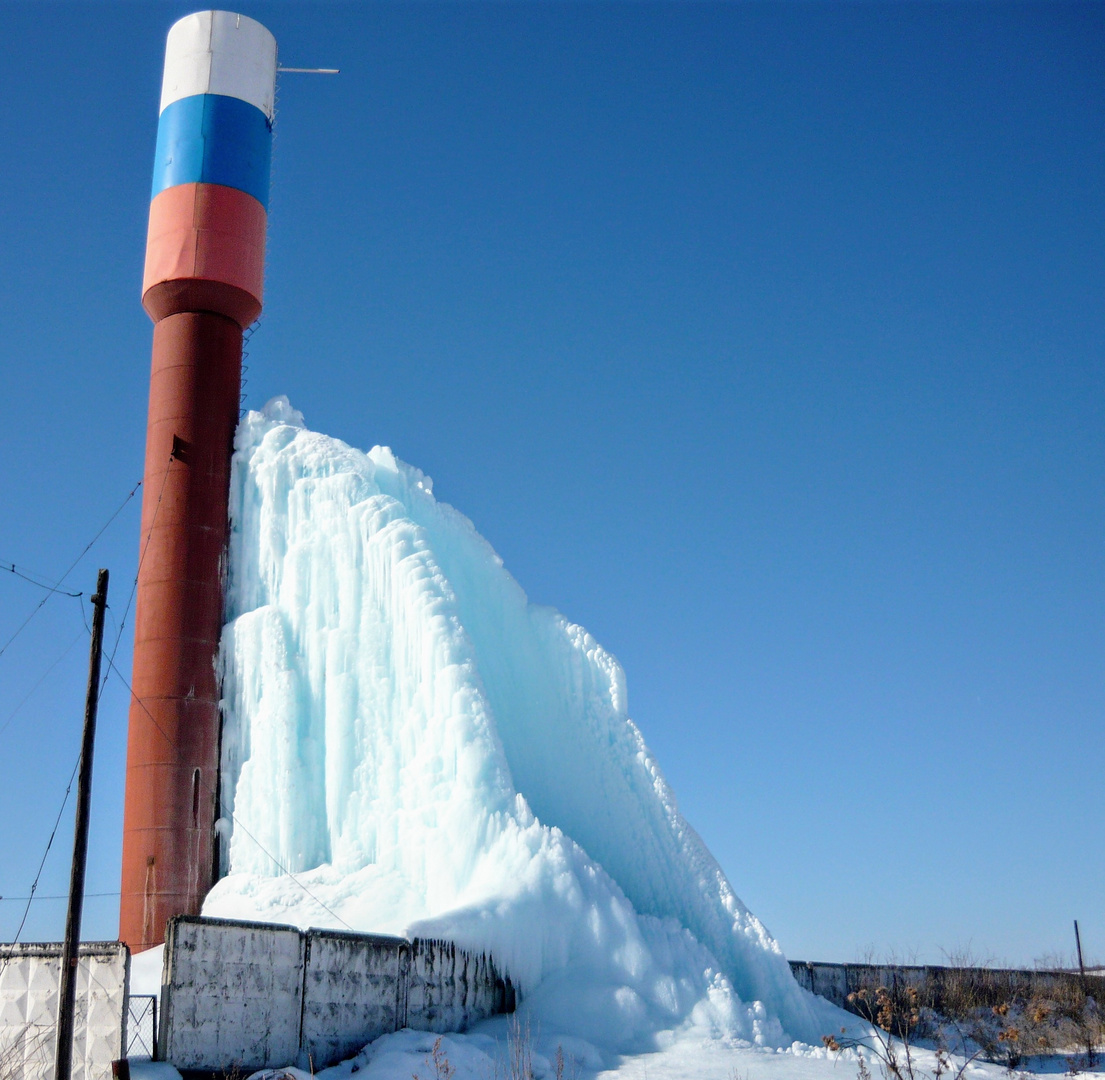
[159,10,278,121]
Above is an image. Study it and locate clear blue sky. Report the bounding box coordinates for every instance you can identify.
[0,1,1101,967]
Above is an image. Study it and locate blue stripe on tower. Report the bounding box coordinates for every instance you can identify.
[151,94,272,208]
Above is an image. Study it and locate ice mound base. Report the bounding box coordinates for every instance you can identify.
[205,397,838,1072]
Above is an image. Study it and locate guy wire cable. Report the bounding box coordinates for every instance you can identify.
[0,478,141,661]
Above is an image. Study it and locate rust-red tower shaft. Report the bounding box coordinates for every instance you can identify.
[120,10,276,950]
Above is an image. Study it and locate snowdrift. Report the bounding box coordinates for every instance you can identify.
[204,398,833,1057]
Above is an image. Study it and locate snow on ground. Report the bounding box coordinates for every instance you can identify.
[130,1037,1105,1080]
[294,1019,1105,1080]
[187,400,1101,1080]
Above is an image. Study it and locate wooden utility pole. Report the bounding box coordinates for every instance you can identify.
[55,568,108,1080]
[1075,919,1086,977]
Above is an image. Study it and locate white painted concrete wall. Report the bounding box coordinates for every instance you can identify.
[300,930,407,1068]
[0,941,129,1080]
[159,917,304,1071]
[158,917,512,1071]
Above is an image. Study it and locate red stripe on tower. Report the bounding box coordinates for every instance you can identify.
[143,183,268,327]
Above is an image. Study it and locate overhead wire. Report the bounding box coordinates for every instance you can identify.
[75,437,356,932]
[12,753,81,943]
[0,892,118,902]
[1,471,151,942]
[98,454,174,700]
[103,651,355,932]
[0,563,83,598]
[0,628,85,742]
[4,455,205,949]
[4,477,351,947]
[0,479,141,662]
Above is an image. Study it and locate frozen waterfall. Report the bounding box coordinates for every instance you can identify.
[204,397,832,1056]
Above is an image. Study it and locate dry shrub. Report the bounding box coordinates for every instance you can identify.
[414,1035,456,1080]
[824,982,981,1080]
[830,960,1103,1074]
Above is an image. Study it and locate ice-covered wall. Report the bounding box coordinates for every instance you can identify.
[206,399,835,1053]
[406,938,508,1035]
[0,941,129,1080]
[158,916,511,1071]
[300,929,406,1066]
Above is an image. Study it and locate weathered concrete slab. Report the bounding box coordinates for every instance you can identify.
[790,959,1105,1012]
[159,916,304,1071]
[300,929,407,1068]
[158,916,514,1071]
[407,938,504,1034]
[0,941,129,1080]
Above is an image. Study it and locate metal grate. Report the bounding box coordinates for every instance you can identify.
[126,995,157,1060]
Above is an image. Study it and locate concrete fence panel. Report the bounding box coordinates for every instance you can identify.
[300,930,408,1068]
[790,959,1105,1013]
[160,916,305,1071]
[158,916,515,1072]
[406,939,506,1034]
[407,938,459,1033]
[790,961,849,1006]
[0,941,129,1080]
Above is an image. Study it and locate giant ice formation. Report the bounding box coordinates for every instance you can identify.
[204,398,832,1055]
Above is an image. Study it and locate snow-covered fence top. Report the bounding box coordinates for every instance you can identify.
[0,941,129,1080]
[159,916,514,1072]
